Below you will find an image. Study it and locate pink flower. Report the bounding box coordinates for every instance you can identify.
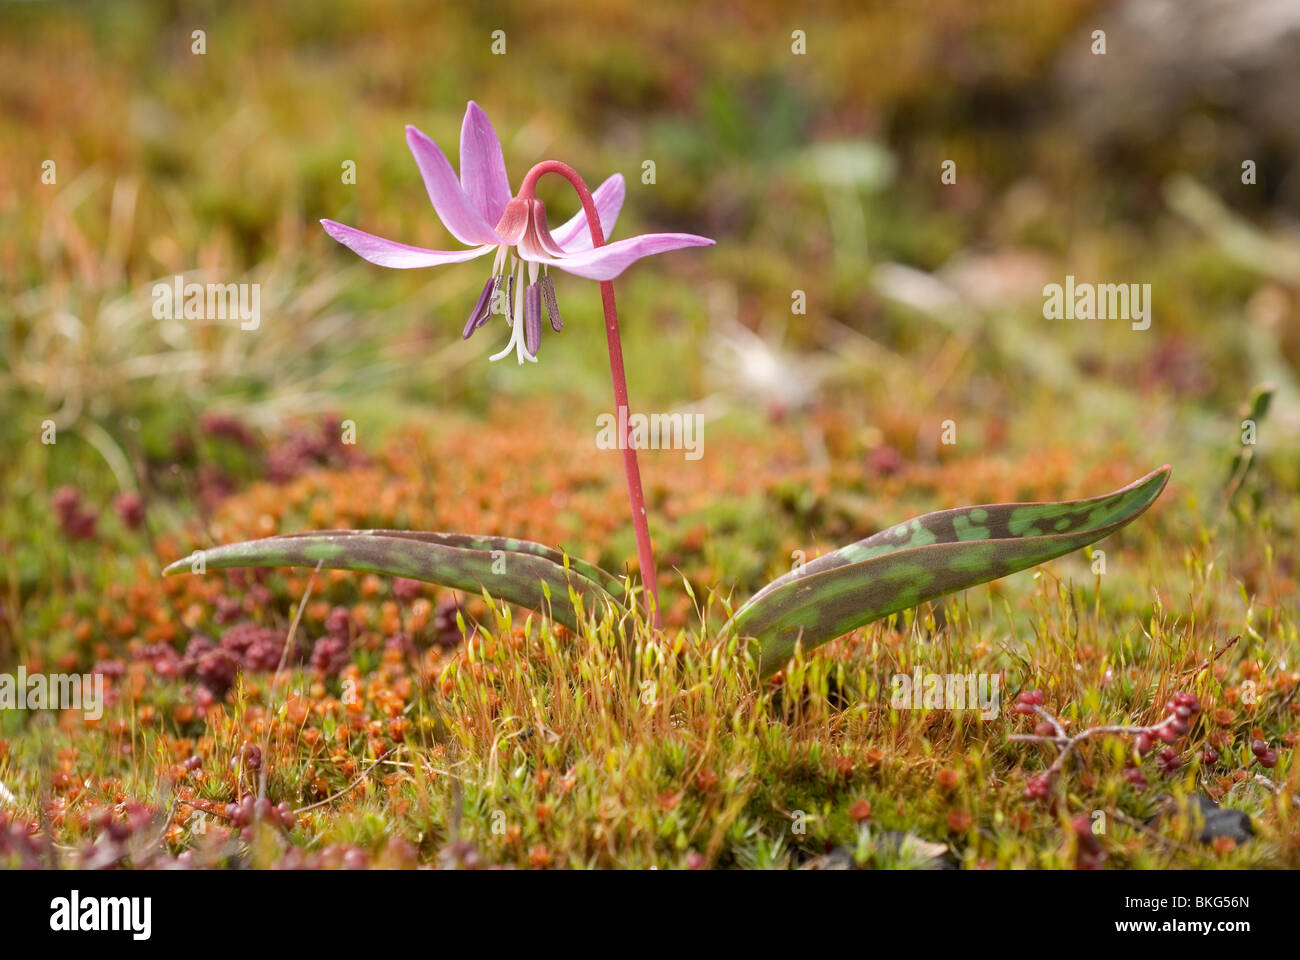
[321,102,713,363]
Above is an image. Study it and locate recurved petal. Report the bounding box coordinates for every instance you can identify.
[321,220,496,269]
[550,174,626,252]
[536,232,714,281]
[459,102,513,227]
[406,125,503,246]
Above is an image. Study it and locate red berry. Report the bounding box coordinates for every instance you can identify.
[1025,774,1052,799]
[112,491,146,530]
[342,847,369,870]
[1157,747,1181,775]
[52,486,81,519]
[1172,691,1200,712]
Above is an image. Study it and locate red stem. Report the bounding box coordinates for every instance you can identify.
[519,160,661,626]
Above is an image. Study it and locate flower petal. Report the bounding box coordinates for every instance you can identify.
[533,232,714,281]
[406,125,502,246]
[459,102,513,227]
[550,174,626,252]
[321,220,496,269]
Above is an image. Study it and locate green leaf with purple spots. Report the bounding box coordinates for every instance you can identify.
[727,467,1171,678]
[162,530,626,632]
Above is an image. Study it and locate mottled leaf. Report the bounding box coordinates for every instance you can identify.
[265,530,627,598]
[162,530,625,632]
[727,467,1171,677]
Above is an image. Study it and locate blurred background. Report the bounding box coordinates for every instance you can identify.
[2,0,1297,643]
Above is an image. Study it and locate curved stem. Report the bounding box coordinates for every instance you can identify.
[520,160,661,626]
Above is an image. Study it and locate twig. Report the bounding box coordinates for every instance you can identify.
[1180,634,1239,677]
[419,759,480,785]
[292,748,394,815]
[1240,773,1300,805]
[1252,774,1280,794]
[1009,701,1191,783]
